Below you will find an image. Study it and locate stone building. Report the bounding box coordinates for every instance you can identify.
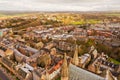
[17,63,34,80]
[79,54,91,68]
[61,53,69,80]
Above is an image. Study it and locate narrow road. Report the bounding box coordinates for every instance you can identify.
[0,70,9,80]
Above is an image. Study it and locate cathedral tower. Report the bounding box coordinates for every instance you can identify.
[72,45,79,66]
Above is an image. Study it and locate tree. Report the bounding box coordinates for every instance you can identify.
[37,54,51,67]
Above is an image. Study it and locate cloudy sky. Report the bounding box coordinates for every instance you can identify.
[0,0,120,11]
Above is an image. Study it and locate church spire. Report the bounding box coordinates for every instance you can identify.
[45,68,50,80]
[106,69,115,80]
[61,53,69,80]
[72,45,79,66]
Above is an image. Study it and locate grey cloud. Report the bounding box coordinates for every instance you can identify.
[0,0,120,11]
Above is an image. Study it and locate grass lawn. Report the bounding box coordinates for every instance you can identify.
[108,58,120,64]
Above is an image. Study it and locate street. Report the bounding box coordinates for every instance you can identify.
[0,69,9,80]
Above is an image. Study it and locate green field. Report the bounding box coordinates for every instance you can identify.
[105,13,120,17]
[0,14,9,17]
[71,19,101,25]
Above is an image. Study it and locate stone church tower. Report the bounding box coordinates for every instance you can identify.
[72,45,79,66]
[61,53,69,80]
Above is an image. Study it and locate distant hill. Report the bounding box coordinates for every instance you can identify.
[0,10,39,15]
[0,10,120,15]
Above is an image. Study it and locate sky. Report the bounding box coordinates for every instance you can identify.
[0,0,120,11]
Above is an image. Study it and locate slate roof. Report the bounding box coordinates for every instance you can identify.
[69,64,105,80]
